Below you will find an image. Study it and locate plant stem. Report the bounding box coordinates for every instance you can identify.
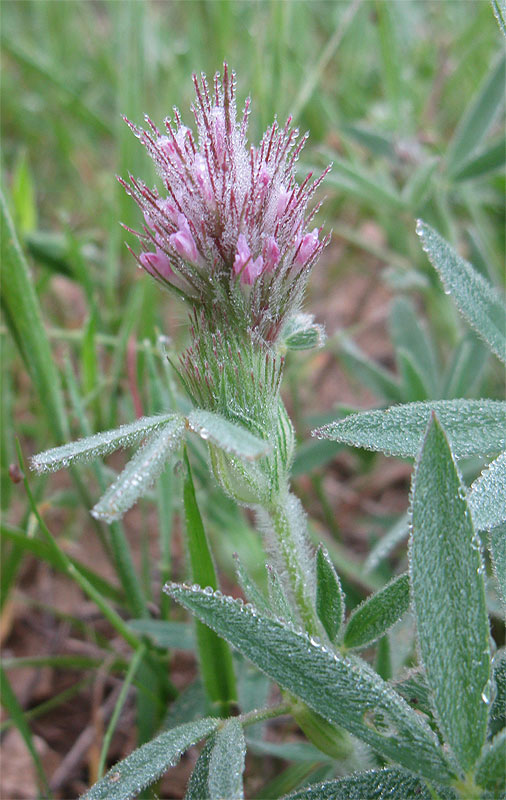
[268,493,322,635]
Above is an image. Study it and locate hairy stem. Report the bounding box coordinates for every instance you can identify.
[267,492,322,635]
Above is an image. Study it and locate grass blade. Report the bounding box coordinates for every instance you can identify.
[409,414,491,771]
[0,184,68,441]
[183,448,237,715]
[0,665,51,798]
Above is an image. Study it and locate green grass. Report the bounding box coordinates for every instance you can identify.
[1,0,504,795]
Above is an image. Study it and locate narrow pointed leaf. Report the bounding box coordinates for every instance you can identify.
[127,619,195,651]
[185,734,215,800]
[1,185,68,441]
[364,514,409,573]
[492,0,506,36]
[338,337,403,403]
[82,718,220,800]
[188,409,270,460]
[453,138,505,182]
[447,53,506,174]
[283,767,446,800]
[468,452,506,531]
[417,221,506,363]
[91,417,185,522]
[208,718,246,800]
[267,565,295,623]
[475,729,506,795]
[165,583,453,784]
[313,399,506,458]
[489,522,506,610]
[183,449,237,714]
[31,413,182,473]
[390,297,438,396]
[316,546,345,642]
[343,574,410,650]
[409,415,491,771]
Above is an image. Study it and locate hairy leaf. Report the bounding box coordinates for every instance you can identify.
[417,221,506,363]
[82,718,220,800]
[468,452,506,531]
[208,718,246,800]
[343,574,410,650]
[410,415,491,771]
[91,417,185,522]
[316,546,345,642]
[31,413,182,473]
[283,767,450,799]
[184,735,215,800]
[475,729,506,795]
[188,409,270,460]
[165,583,453,783]
[313,399,506,458]
[489,522,506,611]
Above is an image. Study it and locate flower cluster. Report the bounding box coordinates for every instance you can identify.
[122,65,329,343]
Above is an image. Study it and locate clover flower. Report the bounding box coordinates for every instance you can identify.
[121,65,330,343]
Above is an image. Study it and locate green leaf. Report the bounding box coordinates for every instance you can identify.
[183,449,237,715]
[91,417,186,522]
[315,546,345,642]
[453,138,505,182]
[127,619,195,651]
[283,313,326,350]
[468,453,506,532]
[208,718,246,800]
[447,53,506,175]
[82,718,220,800]
[441,333,489,399]
[1,524,123,604]
[283,767,443,799]
[492,0,506,36]
[389,297,438,398]
[313,399,506,458]
[475,729,506,795]
[11,150,37,233]
[165,583,453,783]
[185,734,215,800]
[489,522,506,611]
[409,414,491,772]
[0,184,68,442]
[489,648,506,737]
[416,221,506,363]
[0,665,51,797]
[343,574,410,650]
[338,337,403,404]
[233,554,271,616]
[188,409,270,460]
[393,670,435,722]
[364,514,409,573]
[267,565,295,623]
[31,413,181,473]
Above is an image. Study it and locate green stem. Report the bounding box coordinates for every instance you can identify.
[268,493,321,635]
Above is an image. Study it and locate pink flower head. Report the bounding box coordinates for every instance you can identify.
[263,236,280,272]
[123,64,330,338]
[233,234,264,285]
[169,214,198,264]
[139,248,173,280]
[295,228,320,267]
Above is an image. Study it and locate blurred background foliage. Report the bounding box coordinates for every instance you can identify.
[1,1,504,797]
